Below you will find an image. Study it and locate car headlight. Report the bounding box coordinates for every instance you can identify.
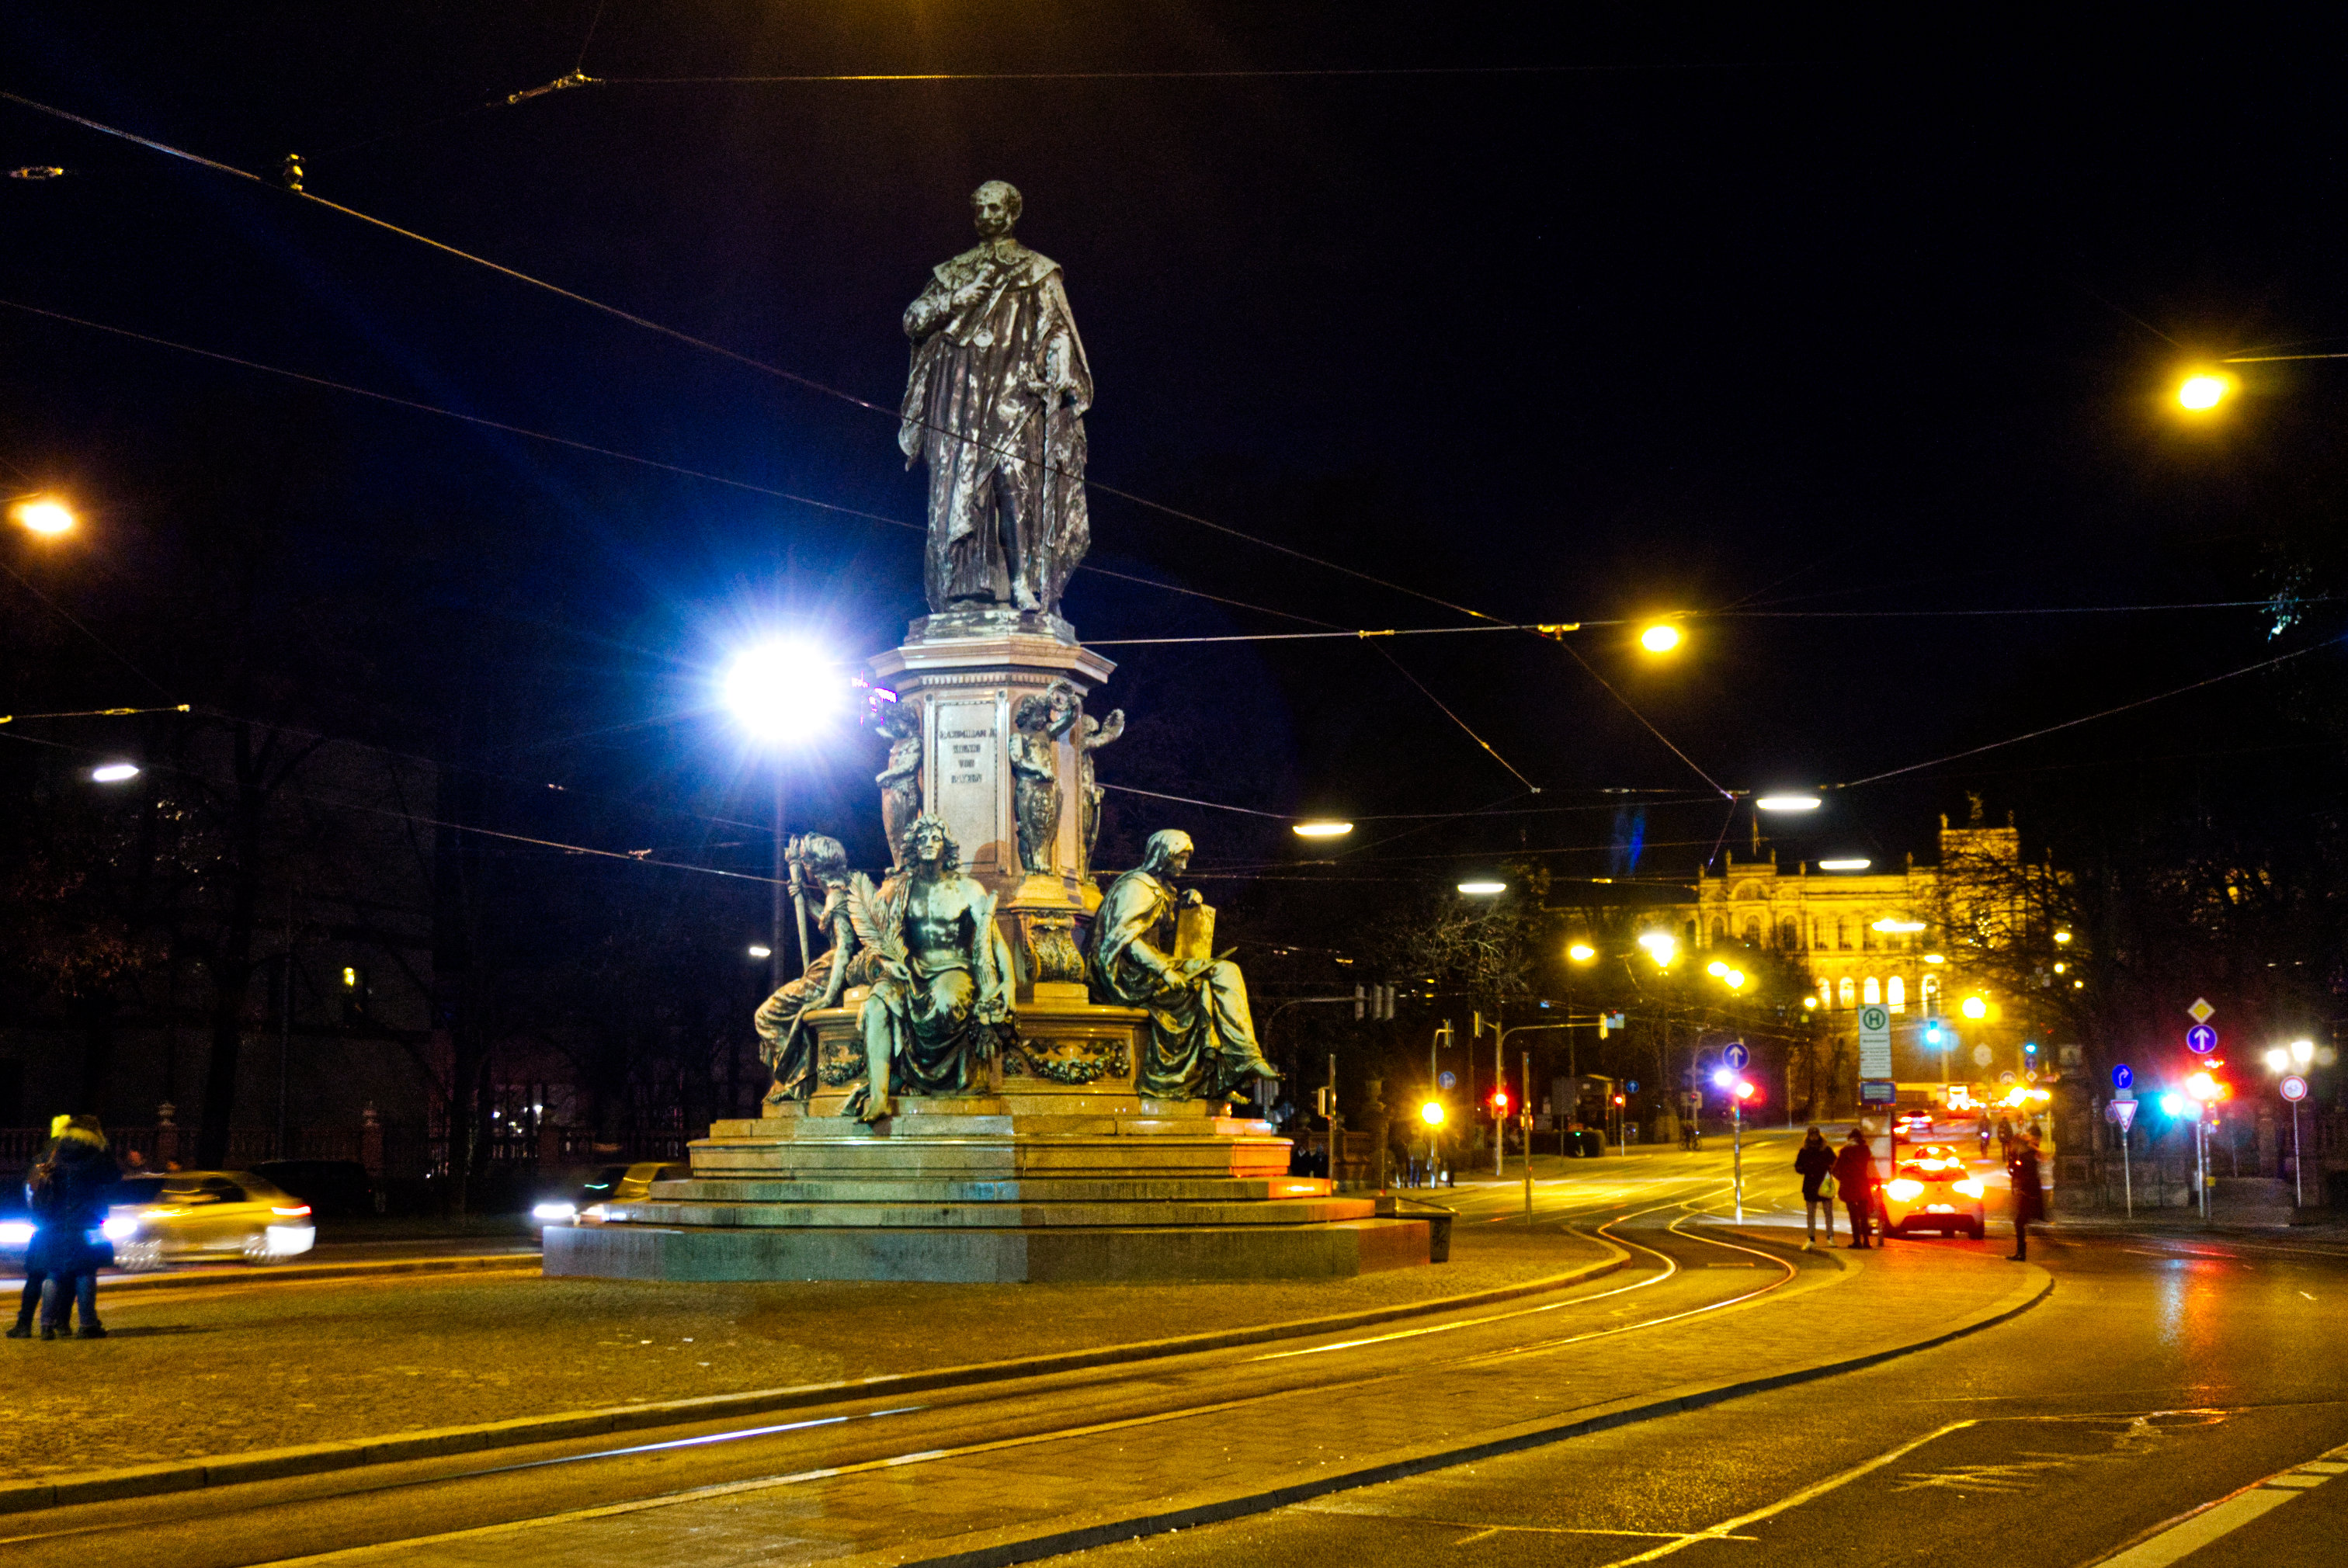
[1886,1179,1923,1202]
[101,1216,140,1241]
[0,1221,33,1247]
[1955,1178,1985,1199]
[533,1201,578,1222]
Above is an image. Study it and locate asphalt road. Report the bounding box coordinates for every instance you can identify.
[8,1134,2344,1567]
[1065,1135,2348,1568]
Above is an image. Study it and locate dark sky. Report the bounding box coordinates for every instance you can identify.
[7,5,2347,904]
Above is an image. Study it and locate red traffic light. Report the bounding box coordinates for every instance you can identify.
[1490,1089,1510,1114]
[1732,1080,1756,1102]
[1612,1094,1626,1106]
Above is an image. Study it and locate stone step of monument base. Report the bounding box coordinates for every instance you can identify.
[542,1215,1432,1282]
[645,1175,1332,1205]
[689,1139,1294,1181]
[709,1101,1273,1140]
[598,1194,1374,1230]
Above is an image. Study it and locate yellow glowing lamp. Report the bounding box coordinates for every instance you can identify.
[1639,623,1681,654]
[1960,995,1988,1020]
[1706,959,1728,977]
[10,498,73,535]
[1419,1100,1445,1127]
[1568,942,1596,962]
[2177,373,2232,411]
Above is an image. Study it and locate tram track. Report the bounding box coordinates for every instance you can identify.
[2,1175,1810,1567]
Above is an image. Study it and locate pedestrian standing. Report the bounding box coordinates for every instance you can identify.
[8,1150,60,1340]
[2008,1131,2045,1261]
[1995,1114,2014,1164]
[36,1115,119,1339]
[1832,1126,1878,1248]
[1794,1126,1837,1250]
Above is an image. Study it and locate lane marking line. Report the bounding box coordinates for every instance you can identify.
[2090,1487,2298,1566]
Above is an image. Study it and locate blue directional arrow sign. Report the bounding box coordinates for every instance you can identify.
[2112,1063,2134,1091]
[2186,1024,2218,1055]
[1723,1041,1750,1070]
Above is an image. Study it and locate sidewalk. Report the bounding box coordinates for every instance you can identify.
[0,1220,1610,1485]
[286,1228,2050,1568]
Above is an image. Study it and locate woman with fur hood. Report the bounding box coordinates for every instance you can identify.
[9,1115,119,1340]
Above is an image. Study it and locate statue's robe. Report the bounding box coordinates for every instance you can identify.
[1090,868,1270,1100]
[900,238,1092,615]
[854,882,1016,1100]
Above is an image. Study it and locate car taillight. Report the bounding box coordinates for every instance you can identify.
[272,1205,311,1218]
[1887,1179,1923,1202]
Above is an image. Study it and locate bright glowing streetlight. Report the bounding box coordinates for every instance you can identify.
[1292,820,1353,838]
[2265,1047,2290,1072]
[724,639,842,741]
[1960,995,1988,1021]
[1706,959,1728,977]
[1567,942,1595,963]
[2052,929,2073,945]
[9,497,74,536]
[1755,794,1821,813]
[1639,623,1681,654]
[2176,372,2232,411]
[724,636,843,990]
[747,944,773,960]
[89,762,140,783]
[1419,1101,1446,1127]
[1724,970,1745,989]
[1872,918,1926,934]
[2292,1039,2315,1066]
[1818,857,1870,872]
[1457,879,1506,896]
[1636,929,1677,966]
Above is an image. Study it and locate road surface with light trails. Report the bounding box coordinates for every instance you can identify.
[7,1137,2343,1568]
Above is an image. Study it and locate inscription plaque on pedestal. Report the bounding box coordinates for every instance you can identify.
[933,699,1002,871]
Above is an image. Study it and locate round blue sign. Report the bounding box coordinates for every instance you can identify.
[1724,1042,1750,1070]
[2186,1024,2218,1055]
[1439,1070,1456,1090]
[1627,1081,1640,1094]
[2112,1063,2133,1090]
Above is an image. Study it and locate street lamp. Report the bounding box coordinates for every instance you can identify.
[89,762,141,784]
[1755,794,1822,813]
[724,637,844,991]
[2291,1039,2315,1067]
[1638,623,1681,654]
[1567,942,1596,963]
[1292,820,1353,838]
[1457,879,1506,896]
[2176,372,2233,411]
[1960,995,1989,1021]
[9,496,74,536]
[1818,857,1870,871]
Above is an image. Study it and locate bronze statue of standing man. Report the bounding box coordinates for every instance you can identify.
[901,181,1093,621]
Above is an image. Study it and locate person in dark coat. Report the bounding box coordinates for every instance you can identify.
[2007,1131,2045,1261]
[36,1115,119,1339]
[1831,1126,1879,1248]
[1793,1125,1838,1250]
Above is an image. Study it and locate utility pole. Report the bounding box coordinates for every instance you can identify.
[1522,1046,1533,1223]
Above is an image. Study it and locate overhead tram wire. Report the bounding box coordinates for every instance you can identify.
[0,89,1497,632]
[0,298,1327,633]
[1833,634,2347,789]
[4,91,1758,797]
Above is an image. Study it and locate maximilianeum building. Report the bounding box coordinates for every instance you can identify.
[1664,810,2034,1029]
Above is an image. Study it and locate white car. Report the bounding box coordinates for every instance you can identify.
[102,1172,318,1269]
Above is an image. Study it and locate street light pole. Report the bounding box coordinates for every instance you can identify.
[771,774,789,994]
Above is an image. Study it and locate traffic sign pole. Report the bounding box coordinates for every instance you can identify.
[2282,1074,2309,1208]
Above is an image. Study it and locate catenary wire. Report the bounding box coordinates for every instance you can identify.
[1835,635,2346,789]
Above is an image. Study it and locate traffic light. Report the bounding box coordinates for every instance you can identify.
[2023,1041,2039,1062]
[1489,1088,1510,1117]
[1353,983,1396,1021]
[341,965,370,1025]
[1612,1094,1626,1107]
[1354,984,1365,1021]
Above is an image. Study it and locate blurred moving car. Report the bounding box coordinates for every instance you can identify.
[1895,1109,1938,1138]
[252,1159,380,1219]
[532,1161,687,1225]
[102,1171,318,1270]
[1881,1145,1986,1239]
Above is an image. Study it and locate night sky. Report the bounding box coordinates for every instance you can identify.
[8,6,2348,911]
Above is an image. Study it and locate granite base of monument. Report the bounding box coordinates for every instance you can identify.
[543,996,1432,1282]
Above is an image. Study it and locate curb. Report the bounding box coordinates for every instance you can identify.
[0,1244,1628,1515]
[0,1254,544,1299]
[819,1261,2057,1568]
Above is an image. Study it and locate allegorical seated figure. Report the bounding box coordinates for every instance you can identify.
[844,813,1016,1122]
[1091,828,1281,1102]
[752,835,870,1111]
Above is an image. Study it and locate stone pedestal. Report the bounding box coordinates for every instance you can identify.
[544,993,1433,1282]
[869,616,1110,994]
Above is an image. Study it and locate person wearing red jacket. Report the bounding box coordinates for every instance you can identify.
[1831,1126,1879,1249]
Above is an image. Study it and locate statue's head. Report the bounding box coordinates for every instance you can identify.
[901,812,960,873]
[1141,828,1193,878]
[1044,680,1078,733]
[1013,692,1052,734]
[794,834,849,882]
[971,181,1022,240]
[874,698,919,738]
